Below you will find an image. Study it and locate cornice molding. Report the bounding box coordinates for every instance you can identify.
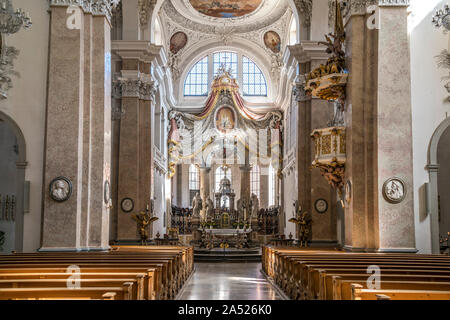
[48,0,120,22]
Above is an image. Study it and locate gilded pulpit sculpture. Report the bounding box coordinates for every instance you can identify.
[131,205,159,245]
[306,0,347,192]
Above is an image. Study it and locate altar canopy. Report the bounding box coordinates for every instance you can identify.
[168,69,283,178]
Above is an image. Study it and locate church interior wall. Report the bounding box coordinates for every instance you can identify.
[410,0,450,253]
[0,0,49,253]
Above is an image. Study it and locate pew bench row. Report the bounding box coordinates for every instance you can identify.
[262,246,450,300]
[0,245,194,300]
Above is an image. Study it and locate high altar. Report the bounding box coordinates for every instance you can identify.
[167,67,283,248]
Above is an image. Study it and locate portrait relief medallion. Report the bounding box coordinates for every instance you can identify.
[314,199,328,214]
[383,177,407,204]
[121,198,134,213]
[49,177,72,202]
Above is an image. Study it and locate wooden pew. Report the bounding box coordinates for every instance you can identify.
[0,245,193,300]
[261,246,450,301]
[0,257,171,299]
[321,272,450,300]
[0,272,149,299]
[0,283,134,300]
[0,278,144,300]
[351,284,450,300]
[333,279,450,300]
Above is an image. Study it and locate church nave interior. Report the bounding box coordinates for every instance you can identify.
[0,0,450,302]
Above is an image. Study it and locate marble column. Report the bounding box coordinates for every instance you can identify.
[113,44,158,240]
[41,1,118,251]
[343,0,415,252]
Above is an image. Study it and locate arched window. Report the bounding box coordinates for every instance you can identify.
[243,56,267,96]
[268,164,276,207]
[189,164,200,191]
[288,16,297,45]
[154,18,163,46]
[250,164,260,200]
[213,51,238,78]
[184,56,209,96]
[215,166,232,192]
[184,51,268,97]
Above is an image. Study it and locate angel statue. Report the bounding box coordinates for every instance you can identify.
[289,202,312,247]
[131,205,159,245]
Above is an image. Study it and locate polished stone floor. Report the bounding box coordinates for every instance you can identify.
[178,262,283,300]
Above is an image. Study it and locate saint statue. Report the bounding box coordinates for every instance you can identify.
[192,192,203,218]
[205,197,214,219]
[250,193,259,219]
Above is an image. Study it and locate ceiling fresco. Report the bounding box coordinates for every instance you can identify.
[189,0,263,18]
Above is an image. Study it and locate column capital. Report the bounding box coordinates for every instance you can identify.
[341,0,410,18]
[113,76,158,101]
[138,0,157,27]
[293,0,313,28]
[49,0,120,22]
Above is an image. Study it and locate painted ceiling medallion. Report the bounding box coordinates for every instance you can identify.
[189,0,263,18]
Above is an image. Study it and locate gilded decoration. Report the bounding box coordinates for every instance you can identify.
[321,135,332,155]
[311,127,346,190]
[308,1,348,191]
[304,0,347,101]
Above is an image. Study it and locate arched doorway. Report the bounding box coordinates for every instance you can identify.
[427,117,450,253]
[0,112,26,253]
[437,125,450,253]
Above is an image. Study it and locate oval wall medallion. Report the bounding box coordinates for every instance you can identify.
[264,30,281,53]
[170,32,188,54]
[49,176,72,202]
[383,177,407,204]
